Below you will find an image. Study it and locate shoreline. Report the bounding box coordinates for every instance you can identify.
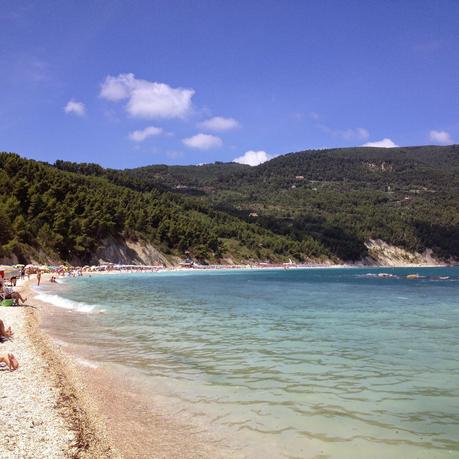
[10,276,227,459]
[33,265,459,459]
[2,266,456,457]
[82,261,453,277]
[0,277,117,458]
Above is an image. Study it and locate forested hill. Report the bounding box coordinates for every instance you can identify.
[1,145,458,265]
[0,152,328,265]
[57,144,459,263]
[124,145,459,192]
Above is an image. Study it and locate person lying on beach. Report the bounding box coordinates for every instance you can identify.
[0,353,19,371]
[0,319,14,339]
[0,282,27,305]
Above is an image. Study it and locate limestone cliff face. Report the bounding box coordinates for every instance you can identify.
[362,239,449,266]
[91,237,173,267]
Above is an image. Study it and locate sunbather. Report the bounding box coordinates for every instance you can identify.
[0,319,13,338]
[0,353,19,371]
[0,282,27,305]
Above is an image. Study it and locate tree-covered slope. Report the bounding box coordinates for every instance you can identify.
[121,145,459,191]
[109,145,459,261]
[0,153,328,264]
[3,144,457,265]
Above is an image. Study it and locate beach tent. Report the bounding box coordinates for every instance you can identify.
[0,266,21,280]
[25,264,40,270]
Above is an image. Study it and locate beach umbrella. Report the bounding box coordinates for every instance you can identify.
[0,266,21,280]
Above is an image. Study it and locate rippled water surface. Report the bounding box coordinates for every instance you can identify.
[41,268,459,458]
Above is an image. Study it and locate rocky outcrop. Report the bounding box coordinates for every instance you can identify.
[92,237,173,267]
[362,239,447,266]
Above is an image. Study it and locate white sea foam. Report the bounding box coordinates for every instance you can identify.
[35,293,98,313]
[75,357,99,369]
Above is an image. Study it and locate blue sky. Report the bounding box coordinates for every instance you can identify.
[1,1,458,168]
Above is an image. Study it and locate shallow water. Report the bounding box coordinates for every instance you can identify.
[39,267,459,458]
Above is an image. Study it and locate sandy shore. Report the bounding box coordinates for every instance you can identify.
[0,278,117,458]
[1,276,226,459]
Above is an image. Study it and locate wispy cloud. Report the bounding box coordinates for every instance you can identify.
[26,58,50,83]
[318,124,369,141]
[2,55,52,85]
[129,126,163,142]
[362,138,399,148]
[182,133,223,150]
[64,100,86,116]
[198,116,239,131]
[311,114,369,141]
[100,73,194,119]
[429,130,453,145]
[233,150,272,166]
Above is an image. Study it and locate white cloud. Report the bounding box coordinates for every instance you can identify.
[429,130,453,145]
[318,124,369,141]
[100,73,194,119]
[182,133,223,150]
[233,150,271,166]
[100,73,133,101]
[128,126,163,142]
[64,99,86,116]
[198,116,239,131]
[362,138,399,148]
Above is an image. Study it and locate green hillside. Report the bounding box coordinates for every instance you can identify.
[1,145,458,265]
[0,153,327,265]
[118,145,459,261]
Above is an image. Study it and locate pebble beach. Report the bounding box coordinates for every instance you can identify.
[0,278,116,458]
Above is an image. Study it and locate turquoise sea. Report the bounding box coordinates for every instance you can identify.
[37,267,459,458]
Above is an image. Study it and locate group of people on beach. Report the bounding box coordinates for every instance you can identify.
[0,271,29,371]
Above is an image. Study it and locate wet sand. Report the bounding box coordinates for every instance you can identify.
[2,275,226,458]
[74,364,226,459]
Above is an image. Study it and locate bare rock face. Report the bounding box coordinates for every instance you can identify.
[363,239,446,266]
[362,161,393,173]
[93,237,172,267]
[125,240,172,266]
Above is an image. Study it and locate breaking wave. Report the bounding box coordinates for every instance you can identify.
[75,357,99,369]
[35,293,98,313]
